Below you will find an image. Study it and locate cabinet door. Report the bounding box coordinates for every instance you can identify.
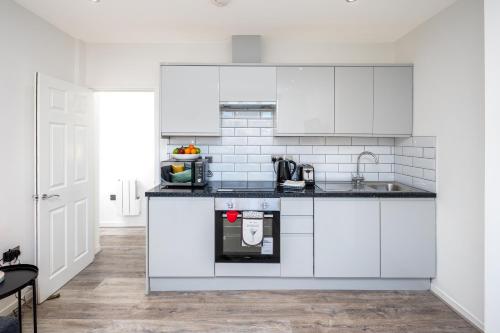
[314,199,380,277]
[281,234,313,277]
[373,67,413,135]
[220,66,276,102]
[148,197,215,277]
[334,67,374,134]
[381,200,436,278]
[276,67,334,135]
[161,66,220,136]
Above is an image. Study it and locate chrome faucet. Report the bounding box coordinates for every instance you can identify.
[352,151,379,187]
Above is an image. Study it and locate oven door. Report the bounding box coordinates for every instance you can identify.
[215,211,280,263]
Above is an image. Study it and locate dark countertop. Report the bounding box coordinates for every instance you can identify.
[145,181,436,198]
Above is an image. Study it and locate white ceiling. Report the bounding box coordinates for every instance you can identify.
[14,0,457,44]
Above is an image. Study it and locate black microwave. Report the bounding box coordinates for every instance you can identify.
[161,158,210,188]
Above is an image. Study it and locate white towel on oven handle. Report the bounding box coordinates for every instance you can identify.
[242,211,264,246]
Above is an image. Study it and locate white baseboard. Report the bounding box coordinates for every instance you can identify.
[431,285,484,332]
[99,220,145,228]
[0,288,32,316]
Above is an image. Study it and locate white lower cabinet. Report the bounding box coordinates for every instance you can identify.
[380,200,436,278]
[281,234,314,277]
[148,197,215,277]
[314,199,380,278]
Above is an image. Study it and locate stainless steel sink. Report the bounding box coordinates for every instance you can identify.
[366,183,409,192]
[316,182,414,193]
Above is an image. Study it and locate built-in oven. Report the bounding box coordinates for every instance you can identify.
[215,198,280,263]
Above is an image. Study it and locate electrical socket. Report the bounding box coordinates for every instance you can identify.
[2,246,21,263]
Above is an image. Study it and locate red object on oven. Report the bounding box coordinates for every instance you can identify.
[226,210,239,223]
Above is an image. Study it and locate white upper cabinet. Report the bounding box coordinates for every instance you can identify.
[161,66,220,136]
[373,67,413,135]
[276,67,335,135]
[334,67,374,134]
[220,66,276,102]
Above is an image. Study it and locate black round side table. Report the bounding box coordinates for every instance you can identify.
[0,264,38,333]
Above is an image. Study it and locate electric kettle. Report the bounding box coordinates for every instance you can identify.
[274,158,297,184]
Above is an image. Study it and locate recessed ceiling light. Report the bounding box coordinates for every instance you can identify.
[346,0,357,2]
[211,0,230,7]
[89,0,101,3]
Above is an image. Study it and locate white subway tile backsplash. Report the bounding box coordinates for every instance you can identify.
[235,128,260,137]
[248,155,272,163]
[162,111,436,187]
[365,146,392,155]
[222,155,247,163]
[248,172,274,181]
[260,128,273,136]
[261,146,287,155]
[413,157,435,170]
[337,146,363,155]
[325,173,351,181]
[326,137,352,145]
[395,155,412,166]
[260,163,274,172]
[412,137,436,148]
[221,128,235,136]
[339,164,359,173]
[235,111,260,118]
[287,146,313,154]
[424,148,436,159]
[248,119,273,128]
[273,137,300,145]
[313,146,339,154]
[326,155,352,164]
[209,163,234,172]
[196,137,221,145]
[300,137,325,145]
[221,111,234,119]
[222,119,247,128]
[235,146,260,155]
[209,146,234,154]
[222,172,248,181]
[352,137,378,146]
[222,137,248,145]
[248,137,274,145]
[314,164,339,172]
[300,155,325,164]
[235,163,260,172]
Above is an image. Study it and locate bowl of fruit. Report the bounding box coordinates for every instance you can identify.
[171,144,201,161]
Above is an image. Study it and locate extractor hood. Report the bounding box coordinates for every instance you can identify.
[220,101,276,110]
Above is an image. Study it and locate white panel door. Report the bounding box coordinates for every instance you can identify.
[149,197,215,277]
[36,73,95,302]
[314,199,380,277]
[380,199,436,278]
[276,67,335,135]
[220,66,276,102]
[334,67,374,134]
[373,67,413,135]
[161,66,220,136]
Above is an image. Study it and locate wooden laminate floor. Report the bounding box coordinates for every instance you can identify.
[21,227,479,333]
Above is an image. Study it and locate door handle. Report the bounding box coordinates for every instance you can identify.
[41,194,60,200]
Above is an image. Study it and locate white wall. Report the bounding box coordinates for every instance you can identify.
[484,0,500,332]
[85,41,395,89]
[395,0,484,329]
[0,0,83,312]
[97,92,155,227]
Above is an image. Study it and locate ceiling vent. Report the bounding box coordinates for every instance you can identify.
[232,35,261,63]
